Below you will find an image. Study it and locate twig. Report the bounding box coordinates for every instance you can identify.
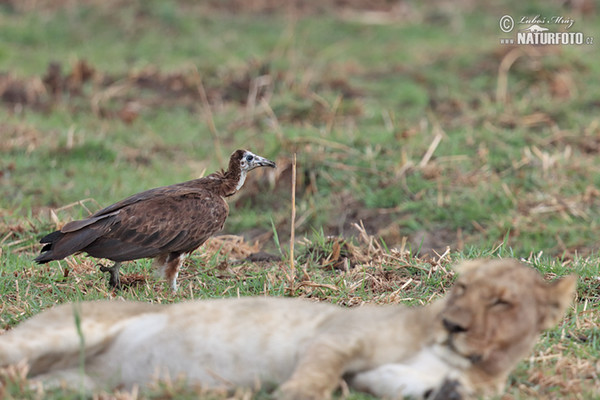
[297,281,339,291]
[246,75,272,116]
[0,231,13,246]
[325,93,342,135]
[12,244,37,253]
[55,198,101,213]
[289,153,297,288]
[419,132,443,168]
[89,79,133,117]
[291,136,359,154]
[496,47,525,104]
[192,67,223,166]
[5,237,30,247]
[260,98,285,142]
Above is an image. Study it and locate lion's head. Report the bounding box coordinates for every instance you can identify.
[438,259,576,391]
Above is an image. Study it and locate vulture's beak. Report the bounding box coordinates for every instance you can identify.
[251,155,276,170]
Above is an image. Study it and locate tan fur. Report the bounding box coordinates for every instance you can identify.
[0,259,575,399]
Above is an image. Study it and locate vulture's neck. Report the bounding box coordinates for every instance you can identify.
[202,168,244,197]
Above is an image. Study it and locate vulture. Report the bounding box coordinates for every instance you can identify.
[34,149,276,291]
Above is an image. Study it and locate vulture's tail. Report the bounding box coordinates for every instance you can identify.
[34,213,118,263]
[34,227,105,264]
[34,230,64,263]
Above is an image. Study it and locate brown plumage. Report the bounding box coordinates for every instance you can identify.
[35,149,276,291]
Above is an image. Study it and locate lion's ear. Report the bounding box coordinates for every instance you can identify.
[453,259,487,275]
[537,275,577,330]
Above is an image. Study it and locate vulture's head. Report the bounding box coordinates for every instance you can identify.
[230,149,276,191]
[237,149,276,172]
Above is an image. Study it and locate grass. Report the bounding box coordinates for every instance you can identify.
[1,0,599,398]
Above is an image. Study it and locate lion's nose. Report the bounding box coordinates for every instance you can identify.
[443,318,467,333]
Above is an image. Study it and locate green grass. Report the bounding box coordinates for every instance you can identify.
[1,0,599,398]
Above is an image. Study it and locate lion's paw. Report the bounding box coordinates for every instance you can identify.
[276,381,331,400]
[425,378,463,400]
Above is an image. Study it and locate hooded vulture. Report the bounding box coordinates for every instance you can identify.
[35,149,276,291]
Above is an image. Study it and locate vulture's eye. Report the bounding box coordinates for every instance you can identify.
[246,155,254,162]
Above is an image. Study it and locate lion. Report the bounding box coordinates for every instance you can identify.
[0,259,575,399]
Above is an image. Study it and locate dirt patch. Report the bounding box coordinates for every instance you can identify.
[200,234,262,262]
[5,0,415,15]
[298,237,370,270]
[0,59,363,129]
[42,60,96,99]
[0,72,47,112]
[409,228,456,256]
[0,123,45,153]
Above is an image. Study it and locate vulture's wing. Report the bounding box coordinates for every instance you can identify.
[90,184,185,218]
[62,180,203,232]
[82,188,229,262]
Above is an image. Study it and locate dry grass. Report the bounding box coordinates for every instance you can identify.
[1,230,598,399]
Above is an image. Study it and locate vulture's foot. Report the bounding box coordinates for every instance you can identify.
[98,262,122,290]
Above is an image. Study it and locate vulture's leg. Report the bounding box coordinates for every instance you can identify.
[163,254,183,292]
[99,262,122,289]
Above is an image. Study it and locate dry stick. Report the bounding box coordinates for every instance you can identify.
[0,231,13,246]
[90,79,132,117]
[289,153,297,289]
[325,94,342,135]
[292,136,359,154]
[193,68,223,166]
[419,132,443,168]
[260,98,285,143]
[496,47,524,104]
[246,75,272,116]
[55,198,101,212]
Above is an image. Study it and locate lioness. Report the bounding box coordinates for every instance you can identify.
[0,259,575,399]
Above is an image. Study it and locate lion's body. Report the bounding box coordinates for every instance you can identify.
[0,259,575,399]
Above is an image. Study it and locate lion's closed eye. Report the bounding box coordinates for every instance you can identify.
[489,298,513,310]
